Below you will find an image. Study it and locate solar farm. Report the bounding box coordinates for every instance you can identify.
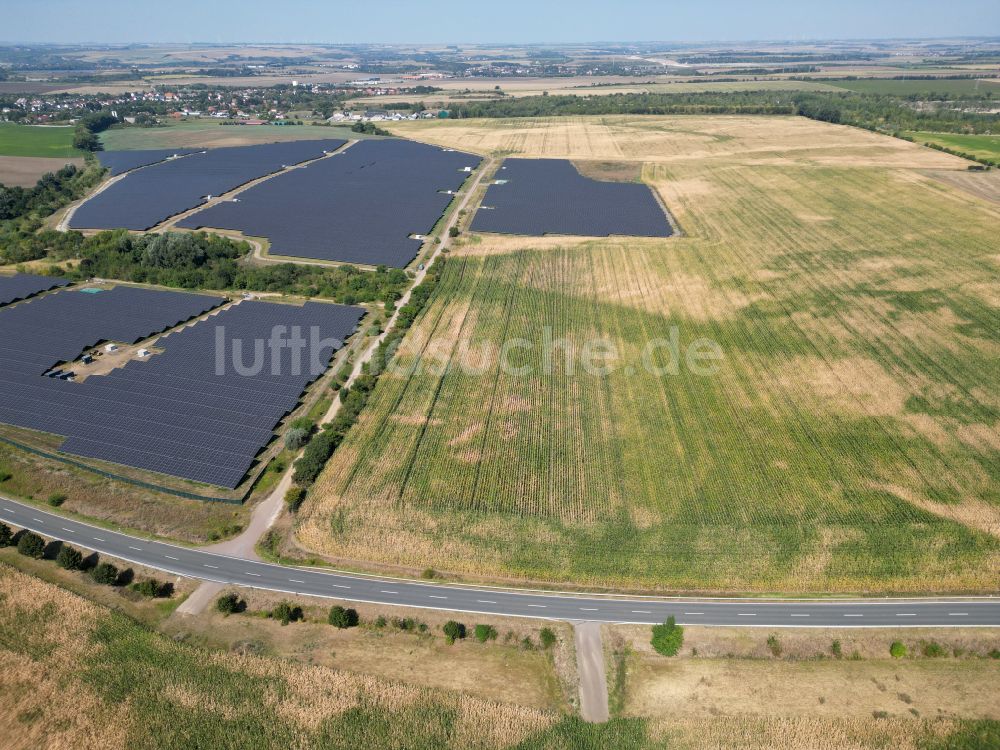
[95,148,200,176]
[0,278,363,489]
[471,158,672,237]
[0,272,70,306]
[70,139,346,230]
[178,139,481,267]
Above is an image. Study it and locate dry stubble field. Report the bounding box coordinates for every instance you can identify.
[295,115,1000,593]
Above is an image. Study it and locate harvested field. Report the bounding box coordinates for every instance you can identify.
[0,155,85,187]
[923,169,1000,205]
[99,120,360,151]
[297,116,1000,593]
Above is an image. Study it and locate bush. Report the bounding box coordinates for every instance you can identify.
[56,544,83,570]
[474,624,498,643]
[131,579,165,598]
[16,531,45,559]
[0,522,12,547]
[890,641,907,659]
[651,616,684,657]
[272,601,303,625]
[328,605,358,628]
[90,561,119,585]
[216,592,243,615]
[284,486,307,513]
[284,427,310,451]
[539,627,557,650]
[921,640,946,658]
[767,634,782,657]
[831,640,843,658]
[443,620,466,644]
[448,226,460,237]
[0,470,12,482]
[47,492,67,507]
[374,615,387,628]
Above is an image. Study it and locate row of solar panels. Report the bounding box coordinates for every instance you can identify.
[0,280,363,488]
[0,273,69,307]
[471,158,673,238]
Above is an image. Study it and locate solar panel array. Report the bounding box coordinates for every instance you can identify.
[97,148,200,176]
[178,139,480,267]
[471,158,673,238]
[0,286,363,488]
[71,139,347,231]
[0,273,70,307]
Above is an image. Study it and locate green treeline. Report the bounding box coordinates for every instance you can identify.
[449,90,998,136]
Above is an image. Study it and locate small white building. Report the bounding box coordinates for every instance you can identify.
[137,349,150,358]
[104,343,118,353]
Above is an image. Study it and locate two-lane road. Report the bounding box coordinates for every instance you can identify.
[2,497,998,627]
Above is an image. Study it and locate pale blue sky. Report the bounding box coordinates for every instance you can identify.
[2,0,998,44]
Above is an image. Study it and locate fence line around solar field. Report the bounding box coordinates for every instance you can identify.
[0,435,247,504]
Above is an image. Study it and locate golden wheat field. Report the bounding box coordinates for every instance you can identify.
[295,116,999,593]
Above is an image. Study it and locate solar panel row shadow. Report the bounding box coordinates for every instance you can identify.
[0,286,363,489]
[71,139,347,231]
[0,273,70,307]
[471,158,673,238]
[96,148,200,176]
[178,139,481,268]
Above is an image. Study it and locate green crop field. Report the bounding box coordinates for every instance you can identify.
[907,131,1000,162]
[298,116,999,594]
[827,78,1000,96]
[100,120,358,151]
[0,123,80,157]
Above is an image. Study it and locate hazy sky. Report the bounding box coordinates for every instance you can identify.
[3,0,998,44]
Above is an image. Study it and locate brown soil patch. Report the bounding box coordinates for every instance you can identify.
[876,482,1000,538]
[572,159,643,182]
[0,155,85,187]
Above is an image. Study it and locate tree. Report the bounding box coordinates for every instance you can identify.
[91,561,119,585]
[448,226,460,238]
[72,128,101,151]
[328,605,359,628]
[216,592,243,615]
[539,627,557,650]
[651,616,684,657]
[131,579,164,597]
[272,601,302,625]
[474,624,498,643]
[442,620,466,644]
[284,486,307,513]
[284,427,310,451]
[17,531,45,559]
[0,523,12,547]
[890,641,907,659]
[47,492,66,507]
[56,544,83,570]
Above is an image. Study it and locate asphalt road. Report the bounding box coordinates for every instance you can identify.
[3,497,998,627]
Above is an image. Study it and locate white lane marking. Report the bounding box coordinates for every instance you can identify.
[948,613,968,616]
[164,555,179,561]
[62,527,74,532]
[896,613,916,617]
[93,537,105,542]
[527,604,546,608]
[33,518,44,523]
[737,613,756,617]
[684,612,704,615]
[428,595,447,599]
[289,579,305,584]
[2,508,13,512]
[246,572,261,577]
[204,564,218,569]
[844,614,863,617]
[129,546,142,551]
[331,584,350,589]
[632,610,652,614]
[790,614,810,617]
[380,590,398,594]
[580,607,599,611]
[477,599,497,604]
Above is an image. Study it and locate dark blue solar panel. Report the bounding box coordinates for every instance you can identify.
[0,273,70,307]
[0,287,363,489]
[96,149,200,176]
[471,158,672,238]
[177,139,480,268]
[71,139,347,231]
